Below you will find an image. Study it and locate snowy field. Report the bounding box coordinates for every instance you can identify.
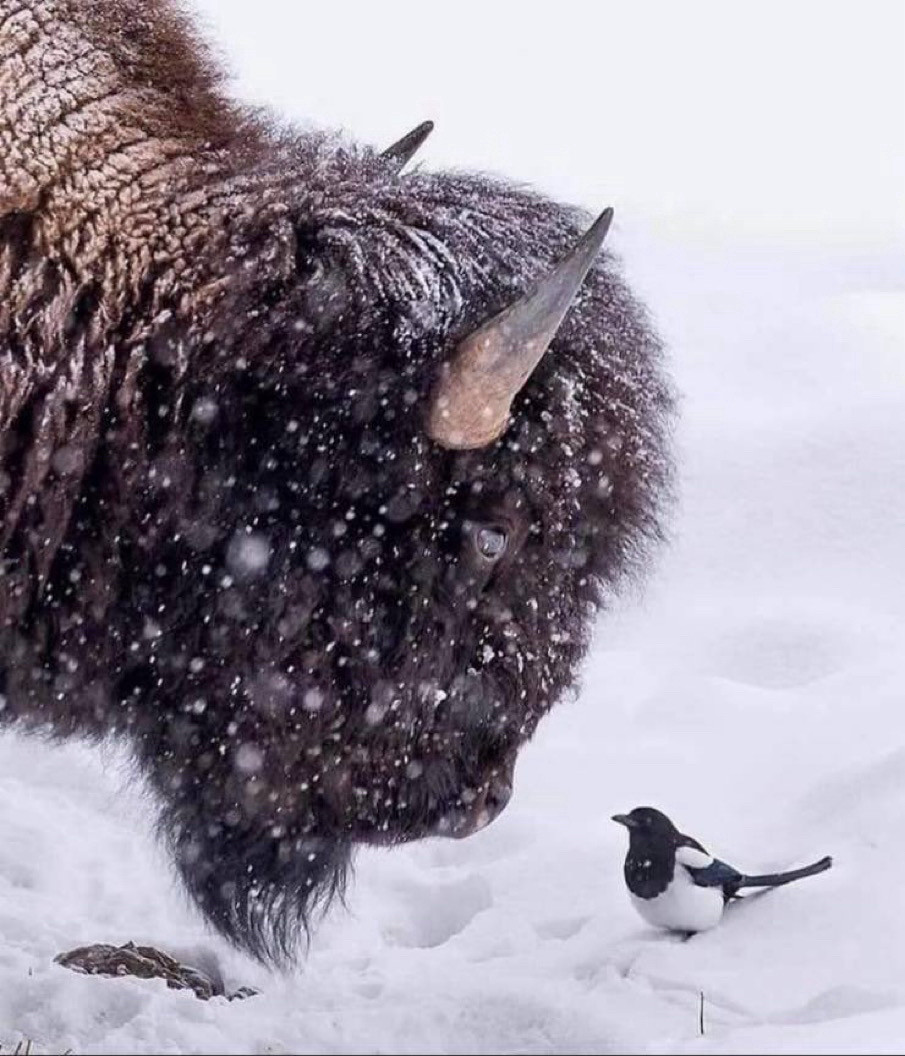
[2,2,903,1053]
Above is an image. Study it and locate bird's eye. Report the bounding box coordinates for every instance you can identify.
[475,525,508,561]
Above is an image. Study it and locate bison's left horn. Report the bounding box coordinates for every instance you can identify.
[382,120,434,170]
[426,207,614,450]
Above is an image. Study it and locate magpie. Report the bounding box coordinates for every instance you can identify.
[612,807,832,934]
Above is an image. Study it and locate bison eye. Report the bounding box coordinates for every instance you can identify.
[475,525,508,561]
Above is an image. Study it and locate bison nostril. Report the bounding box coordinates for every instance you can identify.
[484,771,513,813]
[456,766,514,837]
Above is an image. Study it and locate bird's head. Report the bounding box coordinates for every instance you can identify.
[612,806,681,849]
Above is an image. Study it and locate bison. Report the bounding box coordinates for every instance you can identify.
[0,0,673,964]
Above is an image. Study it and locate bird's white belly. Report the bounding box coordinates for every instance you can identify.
[630,868,724,933]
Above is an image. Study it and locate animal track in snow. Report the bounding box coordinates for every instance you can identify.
[382,873,493,949]
[773,985,902,1025]
[710,617,848,689]
[534,916,589,941]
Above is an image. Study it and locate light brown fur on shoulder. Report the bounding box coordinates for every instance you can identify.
[0,0,262,603]
[0,0,249,210]
[0,0,261,324]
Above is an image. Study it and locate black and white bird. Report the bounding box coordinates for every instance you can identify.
[612,807,832,934]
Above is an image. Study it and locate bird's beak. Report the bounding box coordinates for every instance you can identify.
[611,813,636,829]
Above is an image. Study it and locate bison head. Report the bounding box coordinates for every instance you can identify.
[0,0,673,962]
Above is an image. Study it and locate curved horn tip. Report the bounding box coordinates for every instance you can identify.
[581,206,614,254]
[597,205,615,227]
[382,120,435,168]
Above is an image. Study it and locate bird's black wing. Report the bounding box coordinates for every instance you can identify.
[685,857,743,892]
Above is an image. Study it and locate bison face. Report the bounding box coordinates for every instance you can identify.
[115,159,673,965]
[0,0,672,964]
[1,105,671,958]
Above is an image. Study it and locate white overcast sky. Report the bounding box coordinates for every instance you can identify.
[190,1,904,249]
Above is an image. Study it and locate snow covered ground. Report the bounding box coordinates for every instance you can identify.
[1,3,903,1053]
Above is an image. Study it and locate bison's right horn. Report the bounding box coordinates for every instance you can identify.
[382,120,434,170]
[425,207,614,450]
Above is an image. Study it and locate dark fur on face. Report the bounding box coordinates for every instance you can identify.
[0,0,674,963]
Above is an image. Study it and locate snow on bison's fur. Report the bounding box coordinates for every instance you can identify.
[0,0,673,963]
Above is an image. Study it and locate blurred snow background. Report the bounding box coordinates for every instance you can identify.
[1,1,903,1052]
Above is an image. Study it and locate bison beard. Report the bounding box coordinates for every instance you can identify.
[0,0,674,964]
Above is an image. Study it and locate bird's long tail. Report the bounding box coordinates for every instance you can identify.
[734,855,833,890]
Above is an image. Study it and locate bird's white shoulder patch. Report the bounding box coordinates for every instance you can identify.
[675,845,713,869]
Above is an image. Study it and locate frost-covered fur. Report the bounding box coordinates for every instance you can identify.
[0,0,674,963]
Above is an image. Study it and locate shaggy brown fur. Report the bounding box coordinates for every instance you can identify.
[0,0,674,963]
